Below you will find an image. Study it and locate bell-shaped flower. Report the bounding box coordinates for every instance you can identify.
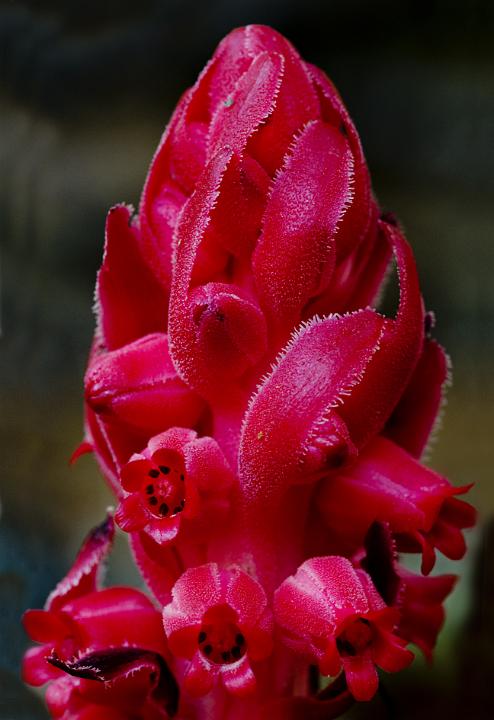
[115,428,234,545]
[273,556,413,701]
[163,563,273,697]
[316,436,475,573]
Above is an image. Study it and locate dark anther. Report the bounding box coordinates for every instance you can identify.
[231,646,241,659]
[198,631,207,643]
[173,506,182,514]
[160,503,169,516]
[204,645,212,656]
[339,121,348,136]
[236,633,245,646]
[146,484,154,494]
[159,466,170,475]
[149,496,158,506]
[149,671,157,683]
[149,469,159,478]
[180,474,185,481]
[221,651,231,662]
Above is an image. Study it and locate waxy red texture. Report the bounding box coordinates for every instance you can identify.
[24,24,475,720]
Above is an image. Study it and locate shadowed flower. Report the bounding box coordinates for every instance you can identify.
[274,556,413,701]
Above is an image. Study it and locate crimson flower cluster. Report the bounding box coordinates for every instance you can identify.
[23,25,475,720]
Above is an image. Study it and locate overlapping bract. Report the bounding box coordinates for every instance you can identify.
[24,24,474,720]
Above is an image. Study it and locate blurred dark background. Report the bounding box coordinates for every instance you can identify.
[1,0,493,717]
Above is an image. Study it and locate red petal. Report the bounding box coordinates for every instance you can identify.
[208,51,284,157]
[164,564,223,633]
[114,495,148,533]
[22,644,62,686]
[372,629,414,673]
[221,655,256,696]
[183,651,216,697]
[144,517,181,546]
[64,587,166,657]
[240,309,384,499]
[306,62,375,262]
[341,654,379,702]
[119,458,152,492]
[23,610,70,644]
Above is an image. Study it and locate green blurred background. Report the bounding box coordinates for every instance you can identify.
[1,0,493,717]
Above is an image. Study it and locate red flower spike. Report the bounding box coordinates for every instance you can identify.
[115,428,233,546]
[274,557,413,702]
[39,23,474,720]
[84,333,206,436]
[317,436,475,572]
[163,563,273,697]
[96,205,168,351]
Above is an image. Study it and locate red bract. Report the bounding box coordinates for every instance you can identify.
[27,23,475,720]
